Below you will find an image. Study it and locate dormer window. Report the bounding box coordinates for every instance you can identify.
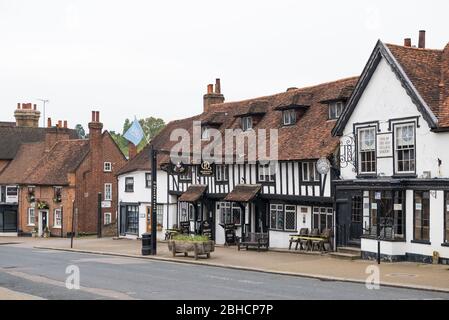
[241,116,253,131]
[201,126,210,140]
[329,101,345,120]
[282,109,296,126]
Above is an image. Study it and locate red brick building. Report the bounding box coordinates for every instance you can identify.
[0,104,127,237]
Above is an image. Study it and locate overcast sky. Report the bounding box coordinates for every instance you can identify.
[0,0,448,132]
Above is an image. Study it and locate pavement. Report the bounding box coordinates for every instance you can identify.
[1,245,449,300]
[1,236,449,293]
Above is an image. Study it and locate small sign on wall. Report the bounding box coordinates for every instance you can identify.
[415,203,422,211]
[101,201,111,208]
[377,133,393,158]
[394,204,403,211]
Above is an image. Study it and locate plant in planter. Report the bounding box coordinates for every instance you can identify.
[168,235,215,260]
[27,187,36,203]
[36,200,49,210]
[53,188,62,203]
[43,226,51,238]
[31,226,38,238]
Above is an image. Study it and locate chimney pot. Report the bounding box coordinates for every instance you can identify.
[96,111,100,123]
[91,111,96,122]
[17,103,21,109]
[58,120,62,128]
[47,118,52,128]
[33,104,37,110]
[404,38,412,47]
[208,84,214,94]
[419,30,426,49]
[215,78,221,94]
[64,120,68,128]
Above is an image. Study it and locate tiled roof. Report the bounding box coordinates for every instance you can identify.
[386,43,449,128]
[0,142,46,185]
[224,184,261,202]
[148,77,359,166]
[25,140,90,185]
[178,185,208,202]
[0,126,78,160]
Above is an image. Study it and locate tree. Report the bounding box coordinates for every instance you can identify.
[75,124,86,139]
[110,117,166,156]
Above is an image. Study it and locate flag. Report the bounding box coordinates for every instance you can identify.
[123,117,145,146]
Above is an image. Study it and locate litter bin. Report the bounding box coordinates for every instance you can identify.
[142,233,152,255]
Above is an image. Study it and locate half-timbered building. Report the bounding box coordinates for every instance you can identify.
[154,77,358,248]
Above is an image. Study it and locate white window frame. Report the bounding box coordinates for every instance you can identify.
[104,212,112,225]
[104,183,112,201]
[258,163,275,182]
[145,173,151,188]
[302,162,319,182]
[358,127,377,174]
[216,165,228,182]
[53,209,62,228]
[125,177,134,192]
[312,207,333,232]
[328,101,344,120]
[104,162,112,172]
[201,126,210,140]
[394,123,416,174]
[27,208,35,226]
[241,116,253,131]
[283,109,296,126]
[219,202,242,225]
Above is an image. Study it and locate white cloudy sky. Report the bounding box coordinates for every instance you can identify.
[0,0,448,132]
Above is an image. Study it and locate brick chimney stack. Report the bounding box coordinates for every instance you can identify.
[44,117,71,152]
[14,102,41,127]
[404,38,412,47]
[88,110,104,234]
[203,78,225,112]
[128,141,138,160]
[418,30,426,49]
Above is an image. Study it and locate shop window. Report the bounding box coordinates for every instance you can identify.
[414,191,430,242]
[313,207,333,233]
[219,202,241,225]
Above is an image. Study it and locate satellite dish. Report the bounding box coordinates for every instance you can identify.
[316,157,331,175]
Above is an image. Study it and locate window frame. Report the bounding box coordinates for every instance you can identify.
[53,208,62,228]
[219,202,242,226]
[282,109,297,126]
[145,173,151,188]
[104,162,112,172]
[215,164,228,182]
[269,204,296,232]
[104,183,113,201]
[413,190,430,243]
[312,207,333,233]
[357,126,377,175]
[393,122,416,175]
[302,162,320,182]
[125,177,134,193]
[104,212,112,225]
[27,208,35,226]
[241,116,253,132]
[257,163,276,183]
[328,101,344,120]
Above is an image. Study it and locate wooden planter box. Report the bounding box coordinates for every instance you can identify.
[168,240,215,260]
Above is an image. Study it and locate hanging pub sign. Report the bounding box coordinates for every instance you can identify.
[377,133,393,158]
[171,162,187,175]
[199,160,214,176]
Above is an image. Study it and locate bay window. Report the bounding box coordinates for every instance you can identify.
[395,123,415,174]
[358,127,376,174]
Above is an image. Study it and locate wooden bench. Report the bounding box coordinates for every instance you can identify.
[237,232,269,252]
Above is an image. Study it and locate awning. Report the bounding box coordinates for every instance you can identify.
[178,185,208,203]
[224,184,262,202]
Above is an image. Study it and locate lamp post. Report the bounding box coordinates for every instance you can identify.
[150,146,158,255]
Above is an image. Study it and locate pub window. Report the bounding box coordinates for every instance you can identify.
[27,208,35,226]
[126,205,139,234]
[241,116,253,132]
[282,109,296,126]
[180,202,190,222]
[216,165,228,182]
[270,204,284,230]
[157,204,164,227]
[395,123,415,173]
[364,191,405,240]
[328,101,344,120]
[258,163,275,182]
[284,205,296,231]
[351,196,363,223]
[145,173,151,188]
[219,202,241,225]
[312,207,333,233]
[445,192,449,243]
[302,162,319,182]
[358,127,376,174]
[125,177,134,192]
[414,191,430,242]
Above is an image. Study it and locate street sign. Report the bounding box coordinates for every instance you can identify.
[101,201,111,208]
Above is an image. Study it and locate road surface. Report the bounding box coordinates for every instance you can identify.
[0,245,448,300]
